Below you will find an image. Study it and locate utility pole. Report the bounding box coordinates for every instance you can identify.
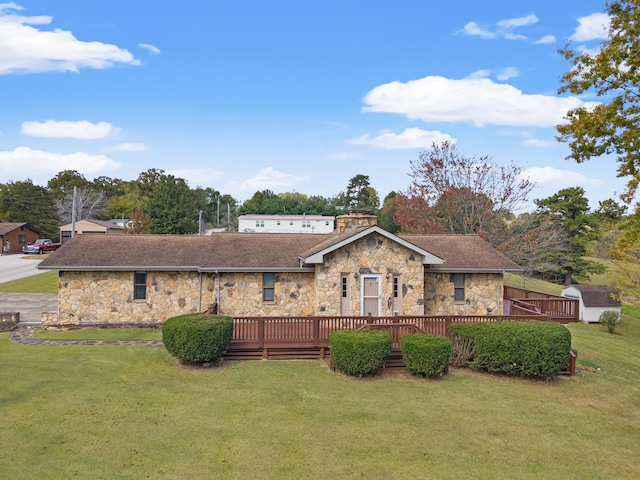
[198,210,203,235]
[71,186,77,238]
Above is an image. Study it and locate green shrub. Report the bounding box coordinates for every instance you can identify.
[449,321,571,379]
[401,334,451,378]
[599,310,620,334]
[162,313,234,364]
[329,330,392,377]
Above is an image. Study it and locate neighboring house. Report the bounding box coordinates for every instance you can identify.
[38,214,522,325]
[59,219,126,243]
[0,221,42,254]
[561,285,621,323]
[238,214,335,234]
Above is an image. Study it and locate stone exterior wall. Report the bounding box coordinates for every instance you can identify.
[423,272,503,316]
[57,270,217,324]
[315,232,425,316]
[217,271,316,316]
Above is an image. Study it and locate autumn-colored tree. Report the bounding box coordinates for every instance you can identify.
[609,203,640,304]
[557,0,640,203]
[127,208,151,234]
[394,142,533,242]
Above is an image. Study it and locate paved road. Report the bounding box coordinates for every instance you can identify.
[0,253,49,284]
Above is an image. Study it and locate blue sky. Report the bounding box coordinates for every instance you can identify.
[0,1,624,211]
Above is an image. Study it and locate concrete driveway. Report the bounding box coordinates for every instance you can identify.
[0,253,49,284]
[0,254,57,324]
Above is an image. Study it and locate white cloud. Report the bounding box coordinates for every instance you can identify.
[570,13,610,42]
[496,67,519,81]
[348,127,456,150]
[462,21,495,39]
[231,167,310,192]
[521,137,553,148]
[497,14,539,29]
[362,75,598,128]
[108,143,148,152]
[0,146,120,175]
[535,34,556,45]
[139,43,160,55]
[523,166,603,187]
[165,168,224,186]
[0,4,139,74]
[504,33,527,41]
[22,120,120,139]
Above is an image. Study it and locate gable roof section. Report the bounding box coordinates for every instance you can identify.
[562,285,621,307]
[38,229,522,273]
[300,225,444,265]
[38,233,332,272]
[400,234,522,272]
[0,222,41,236]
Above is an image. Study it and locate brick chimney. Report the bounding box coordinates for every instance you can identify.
[336,213,377,233]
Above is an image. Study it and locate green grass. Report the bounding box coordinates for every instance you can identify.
[2,317,640,479]
[504,273,563,295]
[34,327,162,341]
[0,270,58,294]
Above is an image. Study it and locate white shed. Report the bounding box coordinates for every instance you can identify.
[561,285,621,323]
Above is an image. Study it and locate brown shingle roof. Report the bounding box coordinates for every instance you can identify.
[38,228,522,272]
[0,222,41,236]
[39,233,333,270]
[399,234,522,271]
[564,285,621,307]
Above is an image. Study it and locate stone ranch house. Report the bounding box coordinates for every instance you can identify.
[38,215,522,325]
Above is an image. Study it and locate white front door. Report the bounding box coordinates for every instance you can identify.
[361,274,381,316]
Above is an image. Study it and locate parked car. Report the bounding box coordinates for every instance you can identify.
[22,238,62,254]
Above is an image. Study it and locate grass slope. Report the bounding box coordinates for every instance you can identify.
[2,315,640,479]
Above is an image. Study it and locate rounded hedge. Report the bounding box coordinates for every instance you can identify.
[448,320,571,379]
[329,330,392,377]
[162,313,234,364]
[401,334,451,378]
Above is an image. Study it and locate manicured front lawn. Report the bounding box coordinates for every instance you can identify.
[2,316,640,479]
[0,270,58,294]
[34,327,162,342]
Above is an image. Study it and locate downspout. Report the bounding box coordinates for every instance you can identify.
[216,270,221,314]
[198,271,203,312]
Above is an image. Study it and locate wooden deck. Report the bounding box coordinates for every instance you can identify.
[224,313,547,367]
[503,286,579,323]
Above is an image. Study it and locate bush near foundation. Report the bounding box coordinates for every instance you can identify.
[162,313,234,364]
[448,321,571,379]
[329,330,392,377]
[401,334,451,378]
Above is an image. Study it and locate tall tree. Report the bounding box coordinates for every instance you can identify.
[557,0,640,203]
[56,187,107,223]
[47,170,90,199]
[144,175,198,234]
[394,142,533,242]
[344,174,379,211]
[0,180,60,238]
[534,187,604,284]
[377,192,400,233]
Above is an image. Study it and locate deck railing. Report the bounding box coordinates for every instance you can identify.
[231,314,544,350]
[504,286,579,323]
